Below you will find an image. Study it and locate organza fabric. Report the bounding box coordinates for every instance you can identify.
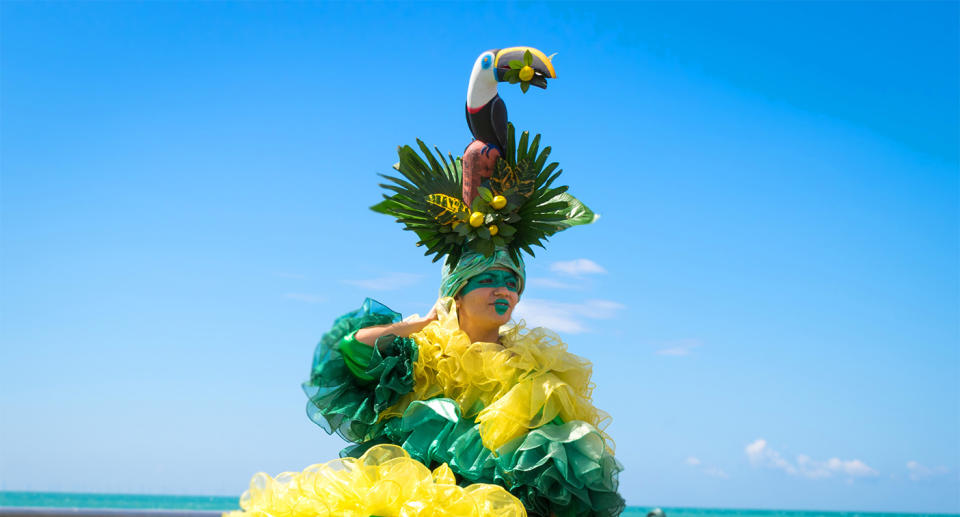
[345,399,624,517]
[292,297,623,516]
[382,298,613,453]
[302,298,418,443]
[228,444,527,517]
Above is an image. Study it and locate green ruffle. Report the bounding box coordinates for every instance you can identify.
[343,398,624,517]
[302,298,418,443]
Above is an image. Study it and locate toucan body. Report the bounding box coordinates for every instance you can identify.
[466,95,508,154]
[462,47,556,204]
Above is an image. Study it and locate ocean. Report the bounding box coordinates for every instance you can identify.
[0,492,955,517]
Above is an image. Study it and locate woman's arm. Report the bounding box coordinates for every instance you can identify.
[355,304,438,346]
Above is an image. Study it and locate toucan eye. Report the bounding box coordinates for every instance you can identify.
[481,55,492,69]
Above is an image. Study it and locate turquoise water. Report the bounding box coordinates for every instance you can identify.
[0,492,955,517]
[0,492,239,511]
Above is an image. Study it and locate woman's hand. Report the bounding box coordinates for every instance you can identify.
[422,304,438,324]
[355,302,439,346]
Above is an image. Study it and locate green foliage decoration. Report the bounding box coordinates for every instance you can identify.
[371,124,597,269]
[499,50,536,93]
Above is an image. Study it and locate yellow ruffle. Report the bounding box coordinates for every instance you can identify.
[227,444,526,517]
[380,298,613,453]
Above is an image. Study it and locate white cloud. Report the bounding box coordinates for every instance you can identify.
[703,466,730,479]
[527,277,576,289]
[746,439,797,475]
[746,439,878,480]
[685,456,729,479]
[656,339,702,356]
[513,298,624,334]
[827,458,877,478]
[344,273,424,291]
[550,259,607,276]
[284,292,325,303]
[906,460,950,481]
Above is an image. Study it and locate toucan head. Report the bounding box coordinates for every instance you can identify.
[494,46,556,89]
[470,47,557,90]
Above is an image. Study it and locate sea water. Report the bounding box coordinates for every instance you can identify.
[0,492,955,517]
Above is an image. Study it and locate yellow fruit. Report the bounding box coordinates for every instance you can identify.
[469,212,484,227]
[488,225,499,236]
[490,195,507,210]
[519,65,535,82]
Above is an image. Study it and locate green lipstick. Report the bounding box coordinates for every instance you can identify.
[493,298,510,315]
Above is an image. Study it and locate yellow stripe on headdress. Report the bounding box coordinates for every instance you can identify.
[426,193,466,222]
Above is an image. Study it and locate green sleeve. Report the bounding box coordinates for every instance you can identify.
[302,298,419,444]
[340,330,376,382]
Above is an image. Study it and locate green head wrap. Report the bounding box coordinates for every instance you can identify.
[440,248,526,299]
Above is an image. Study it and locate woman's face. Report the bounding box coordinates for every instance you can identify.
[455,268,521,327]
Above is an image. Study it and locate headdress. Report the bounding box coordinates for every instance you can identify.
[439,248,525,299]
[371,47,596,277]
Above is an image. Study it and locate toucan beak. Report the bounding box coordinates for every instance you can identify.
[494,46,557,89]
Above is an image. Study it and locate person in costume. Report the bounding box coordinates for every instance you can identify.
[230,47,623,517]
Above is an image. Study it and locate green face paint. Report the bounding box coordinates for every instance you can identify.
[493,298,510,315]
[459,270,520,296]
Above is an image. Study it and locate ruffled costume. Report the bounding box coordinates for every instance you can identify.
[300,297,624,517]
[229,444,526,517]
[231,47,624,517]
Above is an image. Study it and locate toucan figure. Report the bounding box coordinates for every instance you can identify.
[462,47,556,206]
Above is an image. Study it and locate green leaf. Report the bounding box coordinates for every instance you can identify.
[378,173,417,192]
[423,240,448,258]
[520,81,529,93]
[533,147,550,172]
[470,196,488,212]
[536,201,570,213]
[417,140,444,174]
[509,248,522,267]
[475,238,495,256]
[509,59,524,69]
[492,236,506,247]
[370,198,402,214]
[536,162,559,188]
[477,226,491,239]
[477,186,494,202]
[527,134,541,161]
[523,49,533,66]
[552,192,599,228]
[540,185,569,199]
[534,213,568,222]
[498,223,517,237]
[446,249,462,270]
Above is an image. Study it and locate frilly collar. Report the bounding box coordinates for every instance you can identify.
[433,296,522,348]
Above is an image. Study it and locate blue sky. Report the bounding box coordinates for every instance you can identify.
[1,1,957,513]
